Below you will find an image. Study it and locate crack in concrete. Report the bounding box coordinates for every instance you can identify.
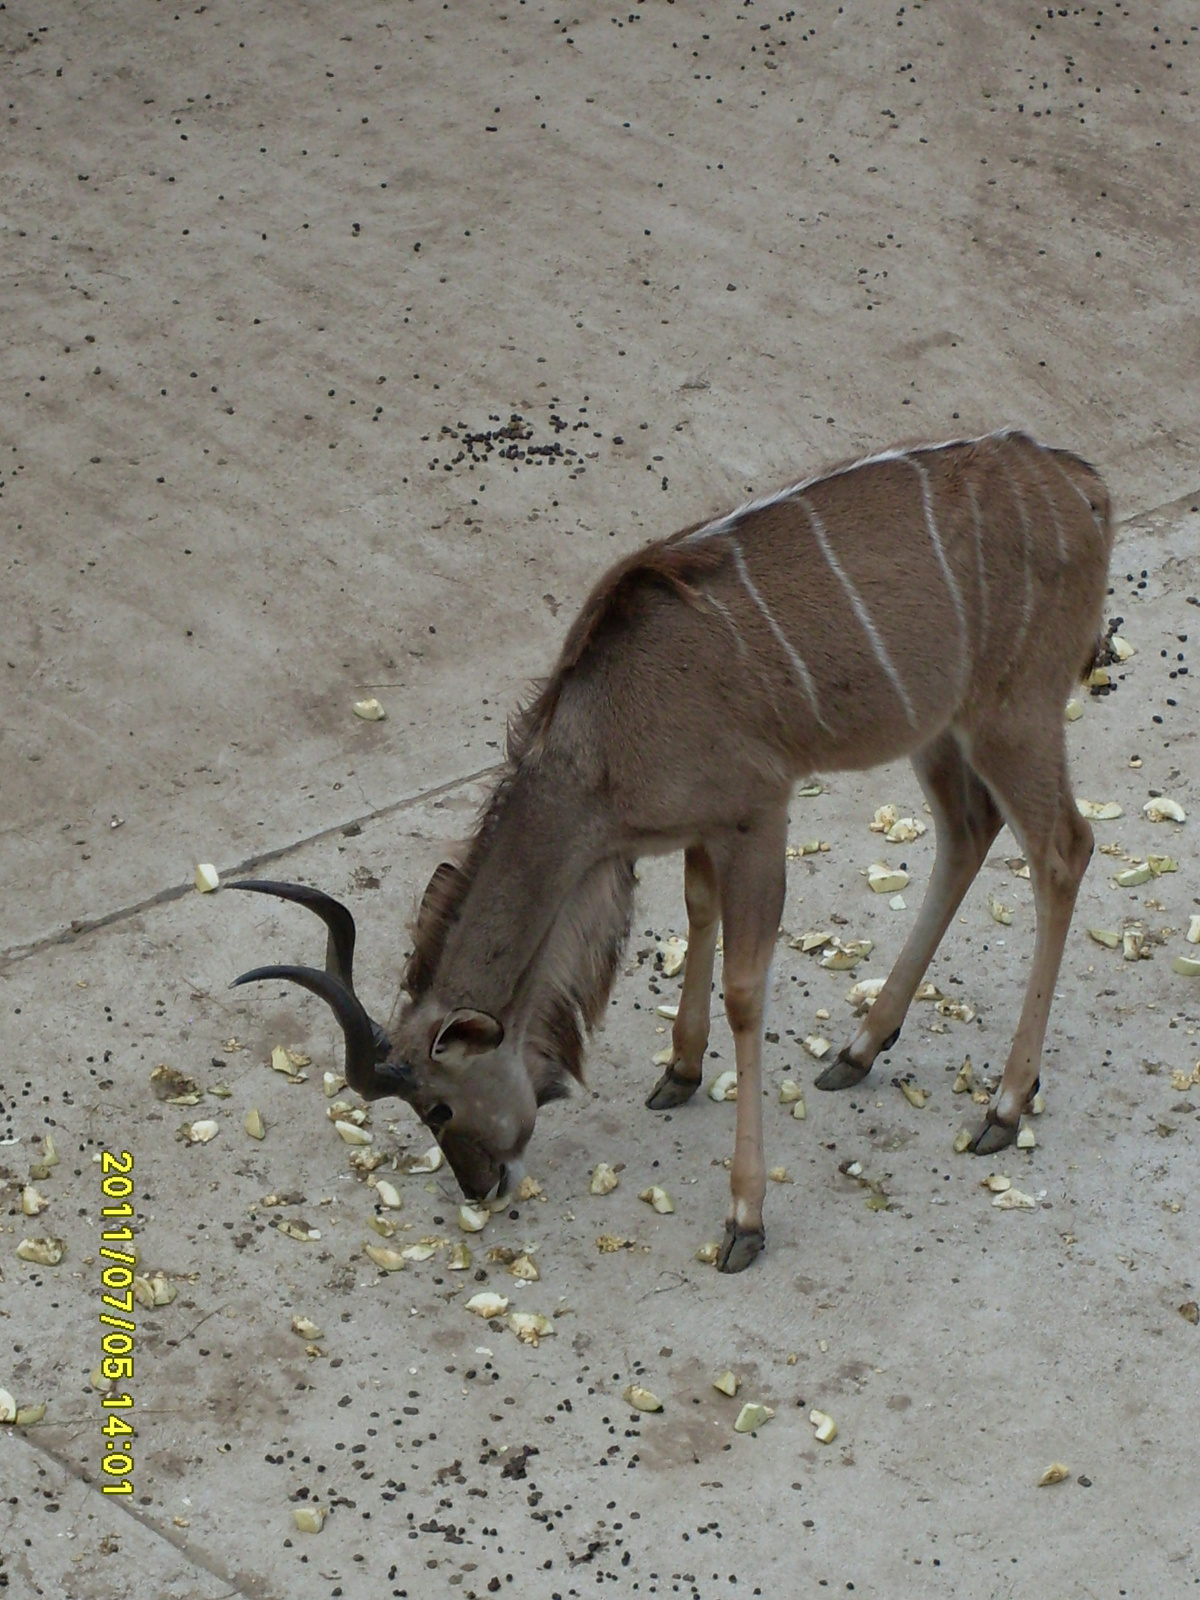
[0,760,503,974]
[5,1427,277,1600]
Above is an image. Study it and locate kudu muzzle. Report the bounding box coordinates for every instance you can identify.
[227,881,506,1200]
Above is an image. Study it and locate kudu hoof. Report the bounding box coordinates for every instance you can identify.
[715,1221,765,1274]
[645,1066,702,1110]
[814,1047,873,1092]
[969,1116,1019,1156]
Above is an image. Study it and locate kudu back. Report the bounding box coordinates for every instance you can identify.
[232,428,1113,1271]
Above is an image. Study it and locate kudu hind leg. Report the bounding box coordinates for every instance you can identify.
[711,805,789,1273]
[817,731,1003,1091]
[646,844,721,1109]
[967,737,1093,1155]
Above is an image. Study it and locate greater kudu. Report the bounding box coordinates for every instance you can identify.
[231,428,1113,1271]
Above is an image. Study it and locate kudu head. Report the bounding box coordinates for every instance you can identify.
[229,880,534,1201]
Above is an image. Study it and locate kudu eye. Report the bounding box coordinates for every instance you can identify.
[426,1103,453,1130]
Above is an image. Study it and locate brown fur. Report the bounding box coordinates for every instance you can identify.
[390,429,1115,1264]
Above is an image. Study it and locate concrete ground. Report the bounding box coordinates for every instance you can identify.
[2,2,1198,1596]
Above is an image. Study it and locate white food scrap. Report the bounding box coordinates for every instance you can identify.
[509,1311,555,1346]
[1088,927,1120,949]
[809,1408,837,1443]
[182,1120,220,1144]
[712,1371,741,1397]
[1115,862,1152,888]
[623,1384,663,1413]
[867,862,909,894]
[20,1187,48,1217]
[1037,1462,1071,1487]
[897,1081,928,1109]
[844,977,886,1010]
[987,894,1013,926]
[884,816,926,844]
[952,1128,973,1154]
[589,1163,620,1196]
[639,1185,675,1215]
[792,1093,808,1121]
[133,1271,176,1308]
[708,1070,738,1102]
[1076,799,1123,820]
[936,1000,975,1024]
[696,1242,721,1265]
[16,1237,64,1266]
[291,1316,323,1340]
[734,1402,774,1433]
[0,1390,16,1424]
[363,1244,406,1272]
[802,1036,830,1059]
[458,1204,490,1234]
[244,1108,266,1141]
[1016,1127,1037,1149]
[952,1057,974,1094]
[659,935,688,978]
[400,1145,443,1174]
[150,1064,202,1104]
[992,1187,1037,1210]
[1143,797,1186,823]
[779,1078,803,1104]
[352,697,386,721]
[819,939,873,971]
[869,804,898,833]
[293,1506,326,1532]
[194,863,220,893]
[374,1180,402,1210]
[334,1120,372,1146]
[276,1220,320,1242]
[1171,955,1200,977]
[270,1045,303,1078]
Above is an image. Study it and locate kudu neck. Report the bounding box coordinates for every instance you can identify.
[434,754,609,1018]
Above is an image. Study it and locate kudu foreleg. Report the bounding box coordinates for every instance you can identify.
[646,844,721,1110]
[712,805,789,1273]
[817,731,1003,1091]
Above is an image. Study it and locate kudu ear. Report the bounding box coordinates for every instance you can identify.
[431,1009,504,1070]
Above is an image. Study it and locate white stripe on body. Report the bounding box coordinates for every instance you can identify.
[908,458,969,687]
[1045,451,1107,539]
[796,493,918,727]
[729,539,825,728]
[966,478,989,655]
[705,591,749,659]
[1006,466,1036,659]
[681,426,1021,545]
[1025,453,1067,562]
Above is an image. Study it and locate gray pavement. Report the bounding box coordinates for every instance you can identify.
[2,3,1198,1597]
